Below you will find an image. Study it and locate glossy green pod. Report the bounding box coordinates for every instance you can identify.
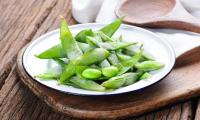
[75,66,89,78]
[97,31,114,42]
[123,72,141,86]
[86,36,136,51]
[99,17,123,37]
[99,41,137,51]
[139,72,152,80]
[116,53,131,62]
[135,61,165,71]
[75,29,94,42]
[82,68,102,79]
[102,66,119,77]
[99,60,111,68]
[77,42,94,52]
[36,44,65,59]
[35,71,60,80]
[59,63,76,84]
[102,75,126,89]
[74,48,110,66]
[59,48,110,83]
[70,77,105,91]
[107,53,120,65]
[60,17,82,59]
[117,48,143,75]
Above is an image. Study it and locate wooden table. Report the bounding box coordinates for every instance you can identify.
[0,0,200,119]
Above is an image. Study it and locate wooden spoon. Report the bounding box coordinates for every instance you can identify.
[116,0,200,33]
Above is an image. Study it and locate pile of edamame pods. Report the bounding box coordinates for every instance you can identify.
[35,17,164,92]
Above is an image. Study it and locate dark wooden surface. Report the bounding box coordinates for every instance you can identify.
[0,0,199,119]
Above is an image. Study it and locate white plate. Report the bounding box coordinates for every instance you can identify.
[23,23,175,95]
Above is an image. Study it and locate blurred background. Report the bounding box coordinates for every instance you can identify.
[71,0,200,23]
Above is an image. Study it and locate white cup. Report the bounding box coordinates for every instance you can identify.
[72,0,104,23]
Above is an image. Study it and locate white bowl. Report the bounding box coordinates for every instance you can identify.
[23,23,175,95]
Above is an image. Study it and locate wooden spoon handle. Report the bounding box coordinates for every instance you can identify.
[162,0,200,34]
[162,16,200,57]
[171,17,200,34]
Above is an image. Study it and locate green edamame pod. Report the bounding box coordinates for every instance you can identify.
[116,53,131,62]
[75,48,110,65]
[99,60,110,67]
[139,72,152,80]
[122,48,143,66]
[75,66,89,78]
[37,43,93,59]
[59,17,85,83]
[82,68,102,79]
[102,75,126,89]
[99,17,123,37]
[64,81,81,88]
[141,51,155,60]
[86,36,136,51]
[86,35,117,68]
[107,53,120,65]
[99,42,137,51]
[86,36,101,47]
[75,29,94,42]
[86,36,111,67]
[117,49,143,75]
[125,47,154,60]
[123,72,141,86]
[70,77,105,91]
[60,17,82,59]
[59,63,76,84]
[77,42,94,52]
[86,36,120,68]
[61,47,107,83]
[102,66,119,77]
[135,61,164,71]
[123,48,134,56]
[35,71,60,80]
[97,31,114,42]
[86,38,119,67]
[102,72,141,89]
[36,44,65,59]
[37,42,94,59]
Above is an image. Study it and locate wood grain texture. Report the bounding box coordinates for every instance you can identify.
[0,0,197,119]
[130,101,192,120]
[0,0,76,119]
[16,43,200,119]
[0,0,57,88]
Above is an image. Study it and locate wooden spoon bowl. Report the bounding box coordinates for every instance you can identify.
[116,0,200,33]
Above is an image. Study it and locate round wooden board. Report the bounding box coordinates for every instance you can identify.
[17,45,200,120]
